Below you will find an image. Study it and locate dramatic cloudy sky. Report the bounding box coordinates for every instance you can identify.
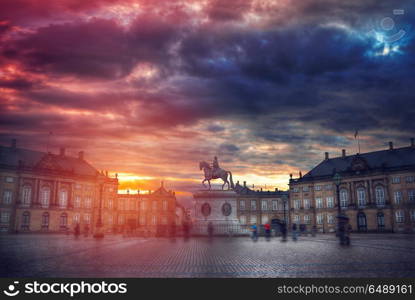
[1,0,414,204]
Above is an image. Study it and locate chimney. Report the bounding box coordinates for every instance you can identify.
[59,147,65,156]
[275,188,278,192]
[411,138,414,148]
[115,173,118,178]
[11,139,16,149]
[299,171,302,178]
[289,174,293,179]
[342,149,346,158]
[325,152,329,160]
[243,181,246,187]
[105,170,108,177]
[389,141,393,150]
[260,188,263,192]
[78,151,84,160]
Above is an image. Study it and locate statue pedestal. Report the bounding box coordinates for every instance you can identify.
[193,189,245,235]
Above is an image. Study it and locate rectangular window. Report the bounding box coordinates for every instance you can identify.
[302,186,309,192]
[325,184,333,190]
[0,211,10,223]
[357,188,366,207]
[293,215,300,224]
[239,215,246,225]
[162,200,168,211]
[119,215,125,225]
[411,210,415,222]
[108,199,113,209]
[261,215,268,225]
[394,191,402,204]
[239,200,246,210]
[84,214,91,224]
[314,185,322,191]
[261,200,268,211]
[108,215,113,225]
[304,215,311,224]
[292,187,299,193]
[326,197,334,208]
[316,198,323,209]
[406,176,415,183]
[130,199,136,210]
[151,215,157,225]
[392,177,401,184]
[272,200,278,211]
[84,197,92,209]
[316,214,324,225]
[303,199,310,209]
[75,183,82,189]
[5,177,14,183]
[409,190,415,203]
[327,215,334,224]
[140,201,146,210]
[395,210,404,223]
[3,190,12,204]
[152,201,157,211]
[250,200,257,210]
[294,200,301,209]
[73,213,80,223]
[250,215,257,224]
[74,196,81,208]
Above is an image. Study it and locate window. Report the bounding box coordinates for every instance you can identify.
[84,197,92,209]
[73,213,80,223]
[326,197,334,208]
[140,201,146,210]
[316,214,324,225]
[314,185,322,191]
[375,186,385,206]
[316,198,323,209]
[261,200,268,211]
[60,213,67,227]
[22,211,30,229]
[261,215,268,225]
[394,191,402,204]
[74,196,81,208]
[357,188,366,207]
[75,183,82,189]
[0,211,10,223]
[42,212,49,227]
[5,176,14,183]
[151,215,157,225]
[392,177,401,184]
[239,200,246,210]
[40,187,50,208]
[130,199,136,210]
[119,215,125,225]
[22,186,31,205]
[3,190,12,204]
[250,215,257,224]
[162,200,168,211]
[327,215,334,224]
[59,189,68,208]
[294,200,301,209]
[325,184,333,190]
[302,186,309,192]
[84,213,91,224]
[411,210,415,222]
[292,187,299,193]
[108,199,113,209]
[304,199,311,209]
[161,216,168,225]
[340,189,348,208]
[152,201,157,211]
[271,200,278,211]
[239,215,247,225]
[250,200,257,210]
[409,190,415,203]
[406,176,414,183]
[304,215,311,224]
[139,215,145,225]
[395,210,404,223]
[293,215,300,224]
[108,215,113,225]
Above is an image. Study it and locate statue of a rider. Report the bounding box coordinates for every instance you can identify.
[212,156,220,178]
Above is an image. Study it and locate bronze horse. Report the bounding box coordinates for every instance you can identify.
[199,161,234,190]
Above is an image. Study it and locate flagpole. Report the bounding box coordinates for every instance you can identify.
[357,135,361,154]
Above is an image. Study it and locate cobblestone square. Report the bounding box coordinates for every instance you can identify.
[1,234,415,278]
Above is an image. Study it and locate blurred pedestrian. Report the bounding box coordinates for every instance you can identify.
[251,223,258,241]
[264,223,271,241]
[84,224,89,237]
[292,223,297,241]
[281,222,287,242]
[74,223,80,239]
[207,222,214,238]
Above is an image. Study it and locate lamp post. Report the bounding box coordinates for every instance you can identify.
[93,183,104,239]
[333,172,343,243]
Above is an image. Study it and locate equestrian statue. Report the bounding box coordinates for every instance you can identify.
[199,156,234,190]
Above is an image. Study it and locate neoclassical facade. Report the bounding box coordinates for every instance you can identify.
[289,140,415,233]
[0,139,118,233]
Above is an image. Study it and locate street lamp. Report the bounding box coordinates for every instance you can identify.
[93,183,104,239]
[333,172,344,243]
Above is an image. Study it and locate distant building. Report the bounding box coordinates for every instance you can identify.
[116,182,182,236]
[289,139,415,233]
[0,139,118,234]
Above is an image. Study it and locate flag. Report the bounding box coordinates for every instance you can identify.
[354,130,358,139]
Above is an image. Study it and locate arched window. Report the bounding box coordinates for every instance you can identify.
[40,187,50,208]
[357,187,366,207]
[375,186,385,206]
[59,189,68,208]
[340,189,348,208]
[357,212,367,232]
[21,211,30,230]
[42,212,49,229]
[60,213,68,228]
[22,185,32,206]
[377,212,385,231]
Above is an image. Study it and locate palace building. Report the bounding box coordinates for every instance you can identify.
[289,139,415,233]
[116,183,183,236]
[0,139,118,234]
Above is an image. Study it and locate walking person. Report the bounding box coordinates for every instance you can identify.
[74,223,80,239]
[312,225,317,237]
[281,222,287,242]
[292,223,297,241]
[251,223,258,241]
[264,223,271,241]
[207,221,214,239]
